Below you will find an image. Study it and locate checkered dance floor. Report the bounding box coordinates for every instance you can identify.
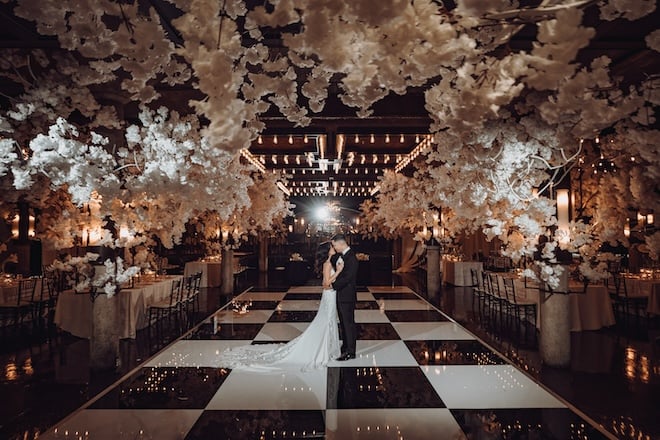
[43,286,613,439]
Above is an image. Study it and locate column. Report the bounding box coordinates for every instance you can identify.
[221,248,234,295]
[539,266,571,367]
[90,293,120,370]
[258,233,268,272]
[426,245,441,297]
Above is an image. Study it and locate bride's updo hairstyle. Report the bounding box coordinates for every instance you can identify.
[315,241,332,275]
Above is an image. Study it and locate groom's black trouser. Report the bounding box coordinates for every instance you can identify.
[337,300,357,355]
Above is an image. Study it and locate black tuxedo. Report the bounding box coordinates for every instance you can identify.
[331,248,358,355]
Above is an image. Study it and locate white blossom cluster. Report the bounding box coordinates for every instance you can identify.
[0,1,657,290]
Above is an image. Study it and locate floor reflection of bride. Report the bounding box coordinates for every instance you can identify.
[218,241,342,371]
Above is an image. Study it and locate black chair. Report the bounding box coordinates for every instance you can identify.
[614,274,648,329]
[0,278,37,329]
[502,277,537,346]
[147,278,183,339]
[487,272,506,334]
[470,268,486,323]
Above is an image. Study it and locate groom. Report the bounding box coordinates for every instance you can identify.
[327,233,358,361]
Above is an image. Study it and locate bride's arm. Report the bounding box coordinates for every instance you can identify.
[323,261,343,286]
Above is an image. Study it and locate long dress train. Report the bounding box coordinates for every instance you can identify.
[218,287,341,371]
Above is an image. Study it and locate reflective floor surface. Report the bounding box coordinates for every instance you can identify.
[37,286,612,439]
[2,273,658,439]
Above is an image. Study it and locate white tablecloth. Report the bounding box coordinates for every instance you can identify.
[442,261,483,286]
[623,277,660,315]
[496,275,615,332]
[184,261,222,288]
[54,275,181,339]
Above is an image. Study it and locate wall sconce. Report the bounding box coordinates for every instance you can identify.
[28,215,35,237]
[556,189,570,241]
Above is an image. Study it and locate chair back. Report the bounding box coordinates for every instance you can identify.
[169,278,182,307]
[193,272,202,293]
[487,273,502,299]
[18,278,37,305]
[470,268,479,288]
[481,271,492,295]
[502,277,516,304]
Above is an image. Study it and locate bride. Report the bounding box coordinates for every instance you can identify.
[218,241,342,371]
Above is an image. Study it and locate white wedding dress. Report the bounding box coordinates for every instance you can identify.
[218,283,341,371]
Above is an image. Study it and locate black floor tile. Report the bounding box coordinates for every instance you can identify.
[249,287,290,292]
[185,410,325,440]
[355,300,380,310]
[186,323,265,340]
[385,310,449,322]
[90,367,230,410]
[356,322,401,340]
[268,310,318,322]
[283,293,322,300]
[450,408,611,440]
[327,367,445,409]
[371,292,419,299]
[404,340,507,365]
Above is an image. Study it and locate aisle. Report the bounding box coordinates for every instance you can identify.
[42,286,613,439]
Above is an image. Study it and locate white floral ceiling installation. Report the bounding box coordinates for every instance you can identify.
[0,0,657,289]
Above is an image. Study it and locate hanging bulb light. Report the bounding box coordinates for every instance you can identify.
[288,135,294,144]
[385,134,390,143]
[415,134,419,143]
[303,134,309,143]
[354,134,359,143]
[273,135,278,144]
[370,134,375,144]
[257,135,263,144]
[399,134,404,143]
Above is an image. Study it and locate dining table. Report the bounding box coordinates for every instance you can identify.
[623,275,660,316]
[495,273,616,332]
[54,275,182,339]
[184,260,222,288]
[0,277,43,304]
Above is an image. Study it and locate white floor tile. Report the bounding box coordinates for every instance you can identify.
[422,365,566,409]
[212,309,273,324]
[376,299,434,311]
[392,322,475,340]
[145,340,251,368]
[42,409,202,440]
[325,408,465,439]
[278,300,321,311]
[357,292,376,301]
[355,309,390,323]
[254,322,310,341]
[327,340,418,367]
[207,368,327,410]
